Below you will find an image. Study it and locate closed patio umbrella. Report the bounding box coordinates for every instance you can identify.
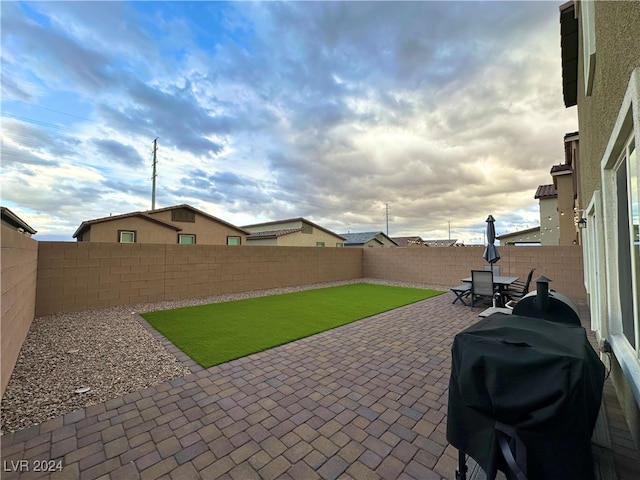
[483,215,500,264]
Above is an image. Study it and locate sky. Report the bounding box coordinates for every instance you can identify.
[1,0,577,244]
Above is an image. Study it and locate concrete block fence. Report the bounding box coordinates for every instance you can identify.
[1,238,585,398]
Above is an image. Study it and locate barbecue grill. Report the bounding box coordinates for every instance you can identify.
[447,277,605,480]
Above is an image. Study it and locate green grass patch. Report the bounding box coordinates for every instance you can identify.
[142,283,443,368]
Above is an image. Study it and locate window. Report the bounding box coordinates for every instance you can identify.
[301,223,313,234]
[615,137,639,350]
[599,68,640,402]
[227,236,241,245]
[316,242,325,247]
[119,230,136,243]
[581,0,596,96]
[178,234,196,244]
[336,243,344,247]
[171,208,195,222]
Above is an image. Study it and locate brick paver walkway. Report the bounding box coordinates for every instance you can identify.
[2,292,638,480]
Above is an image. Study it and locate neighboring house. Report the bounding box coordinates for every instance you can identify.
[423,239,458,247]
[391,236,425,247]
[496,227,541,246]
[560,0,640,444]
[340,232,398,248]
[534,184,559,245]
[1,207,37,236]
[242,218,346,247]
[73,204,249,245]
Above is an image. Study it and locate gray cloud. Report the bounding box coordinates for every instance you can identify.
[91,139,144,167]
[2,1,576,241]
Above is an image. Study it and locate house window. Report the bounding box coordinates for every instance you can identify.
[301,223,313,234]
[614,136,639,350]
[316,242,325,247]
[581,0,596,96]
[171,208,195,222]
[178,234,196,244]
[227,236,241,245]
[119,230,136,243]
[336,243,344,247]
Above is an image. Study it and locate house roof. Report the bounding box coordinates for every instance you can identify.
[391,236,424,247]
[496,226,541,240]
[560,1,578,107]
[246,229,302,240]
[1,206,37,234]
[242,218,346,241]
[550,164,573,176]
[340,232,398,246]
[72,204,249,238]
[423,239,458,247]
[73,212,182,238]
[150,204,250,234]
[535,184,558,199]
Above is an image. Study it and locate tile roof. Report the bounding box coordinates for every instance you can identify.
[246,228,302,240]
[340,232,398,246]
[550,164,573,175]
[535,184,558,199]
[390,236,424,247]
[423,239,458,247]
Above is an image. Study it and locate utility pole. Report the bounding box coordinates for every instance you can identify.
[385,203,390,236]
[151,138,158,210]
[448,221,451,240]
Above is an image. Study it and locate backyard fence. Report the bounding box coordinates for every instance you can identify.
[2,234,586,398]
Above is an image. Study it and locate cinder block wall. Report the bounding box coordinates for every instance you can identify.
[363,245,586,301]
[35,243,364,316]
[1,225,38,397]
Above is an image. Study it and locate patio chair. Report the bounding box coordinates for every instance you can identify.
[505,268,536,301]
[451,284,472,306]
[483,264,501,275]
[471,270,498,308]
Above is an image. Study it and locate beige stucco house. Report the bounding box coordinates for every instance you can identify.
[534,184,560,245]
[560,0,640,445]
[243,218,346,247]
[73,204,249,245]
[1,206,37,236]
[496,227,541,246]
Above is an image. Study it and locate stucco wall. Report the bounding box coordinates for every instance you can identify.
[83,213,246,245]
[577,1,640,202]
[148,210,247,245]
[35,242,363,316]
[364,245,586,302]
[575,0,640,448]
[556,174,578,245]
[1,225,38,398]
[539,197,559,245]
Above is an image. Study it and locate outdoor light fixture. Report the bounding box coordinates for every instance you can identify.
[574,207,587,229]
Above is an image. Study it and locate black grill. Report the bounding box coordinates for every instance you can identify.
[511,275,581,326]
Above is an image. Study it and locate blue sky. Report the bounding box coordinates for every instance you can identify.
[1,1,576,243]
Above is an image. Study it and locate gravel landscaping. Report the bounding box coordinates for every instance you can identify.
[1,279,446,434]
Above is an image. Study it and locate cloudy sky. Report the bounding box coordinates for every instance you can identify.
[2,0,576,243]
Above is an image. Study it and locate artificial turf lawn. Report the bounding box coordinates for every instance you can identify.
[142,283,443,368]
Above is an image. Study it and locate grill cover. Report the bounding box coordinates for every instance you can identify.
[447,314,605,480]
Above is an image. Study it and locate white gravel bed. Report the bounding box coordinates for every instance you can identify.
[1,279,445,434]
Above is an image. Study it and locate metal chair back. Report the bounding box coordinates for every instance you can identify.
[483,264,501,275]
[472,270,495,297]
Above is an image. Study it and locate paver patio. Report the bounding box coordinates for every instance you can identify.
[1,292,638,480]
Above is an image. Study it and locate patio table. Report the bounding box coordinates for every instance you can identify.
[462,275,519,307]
